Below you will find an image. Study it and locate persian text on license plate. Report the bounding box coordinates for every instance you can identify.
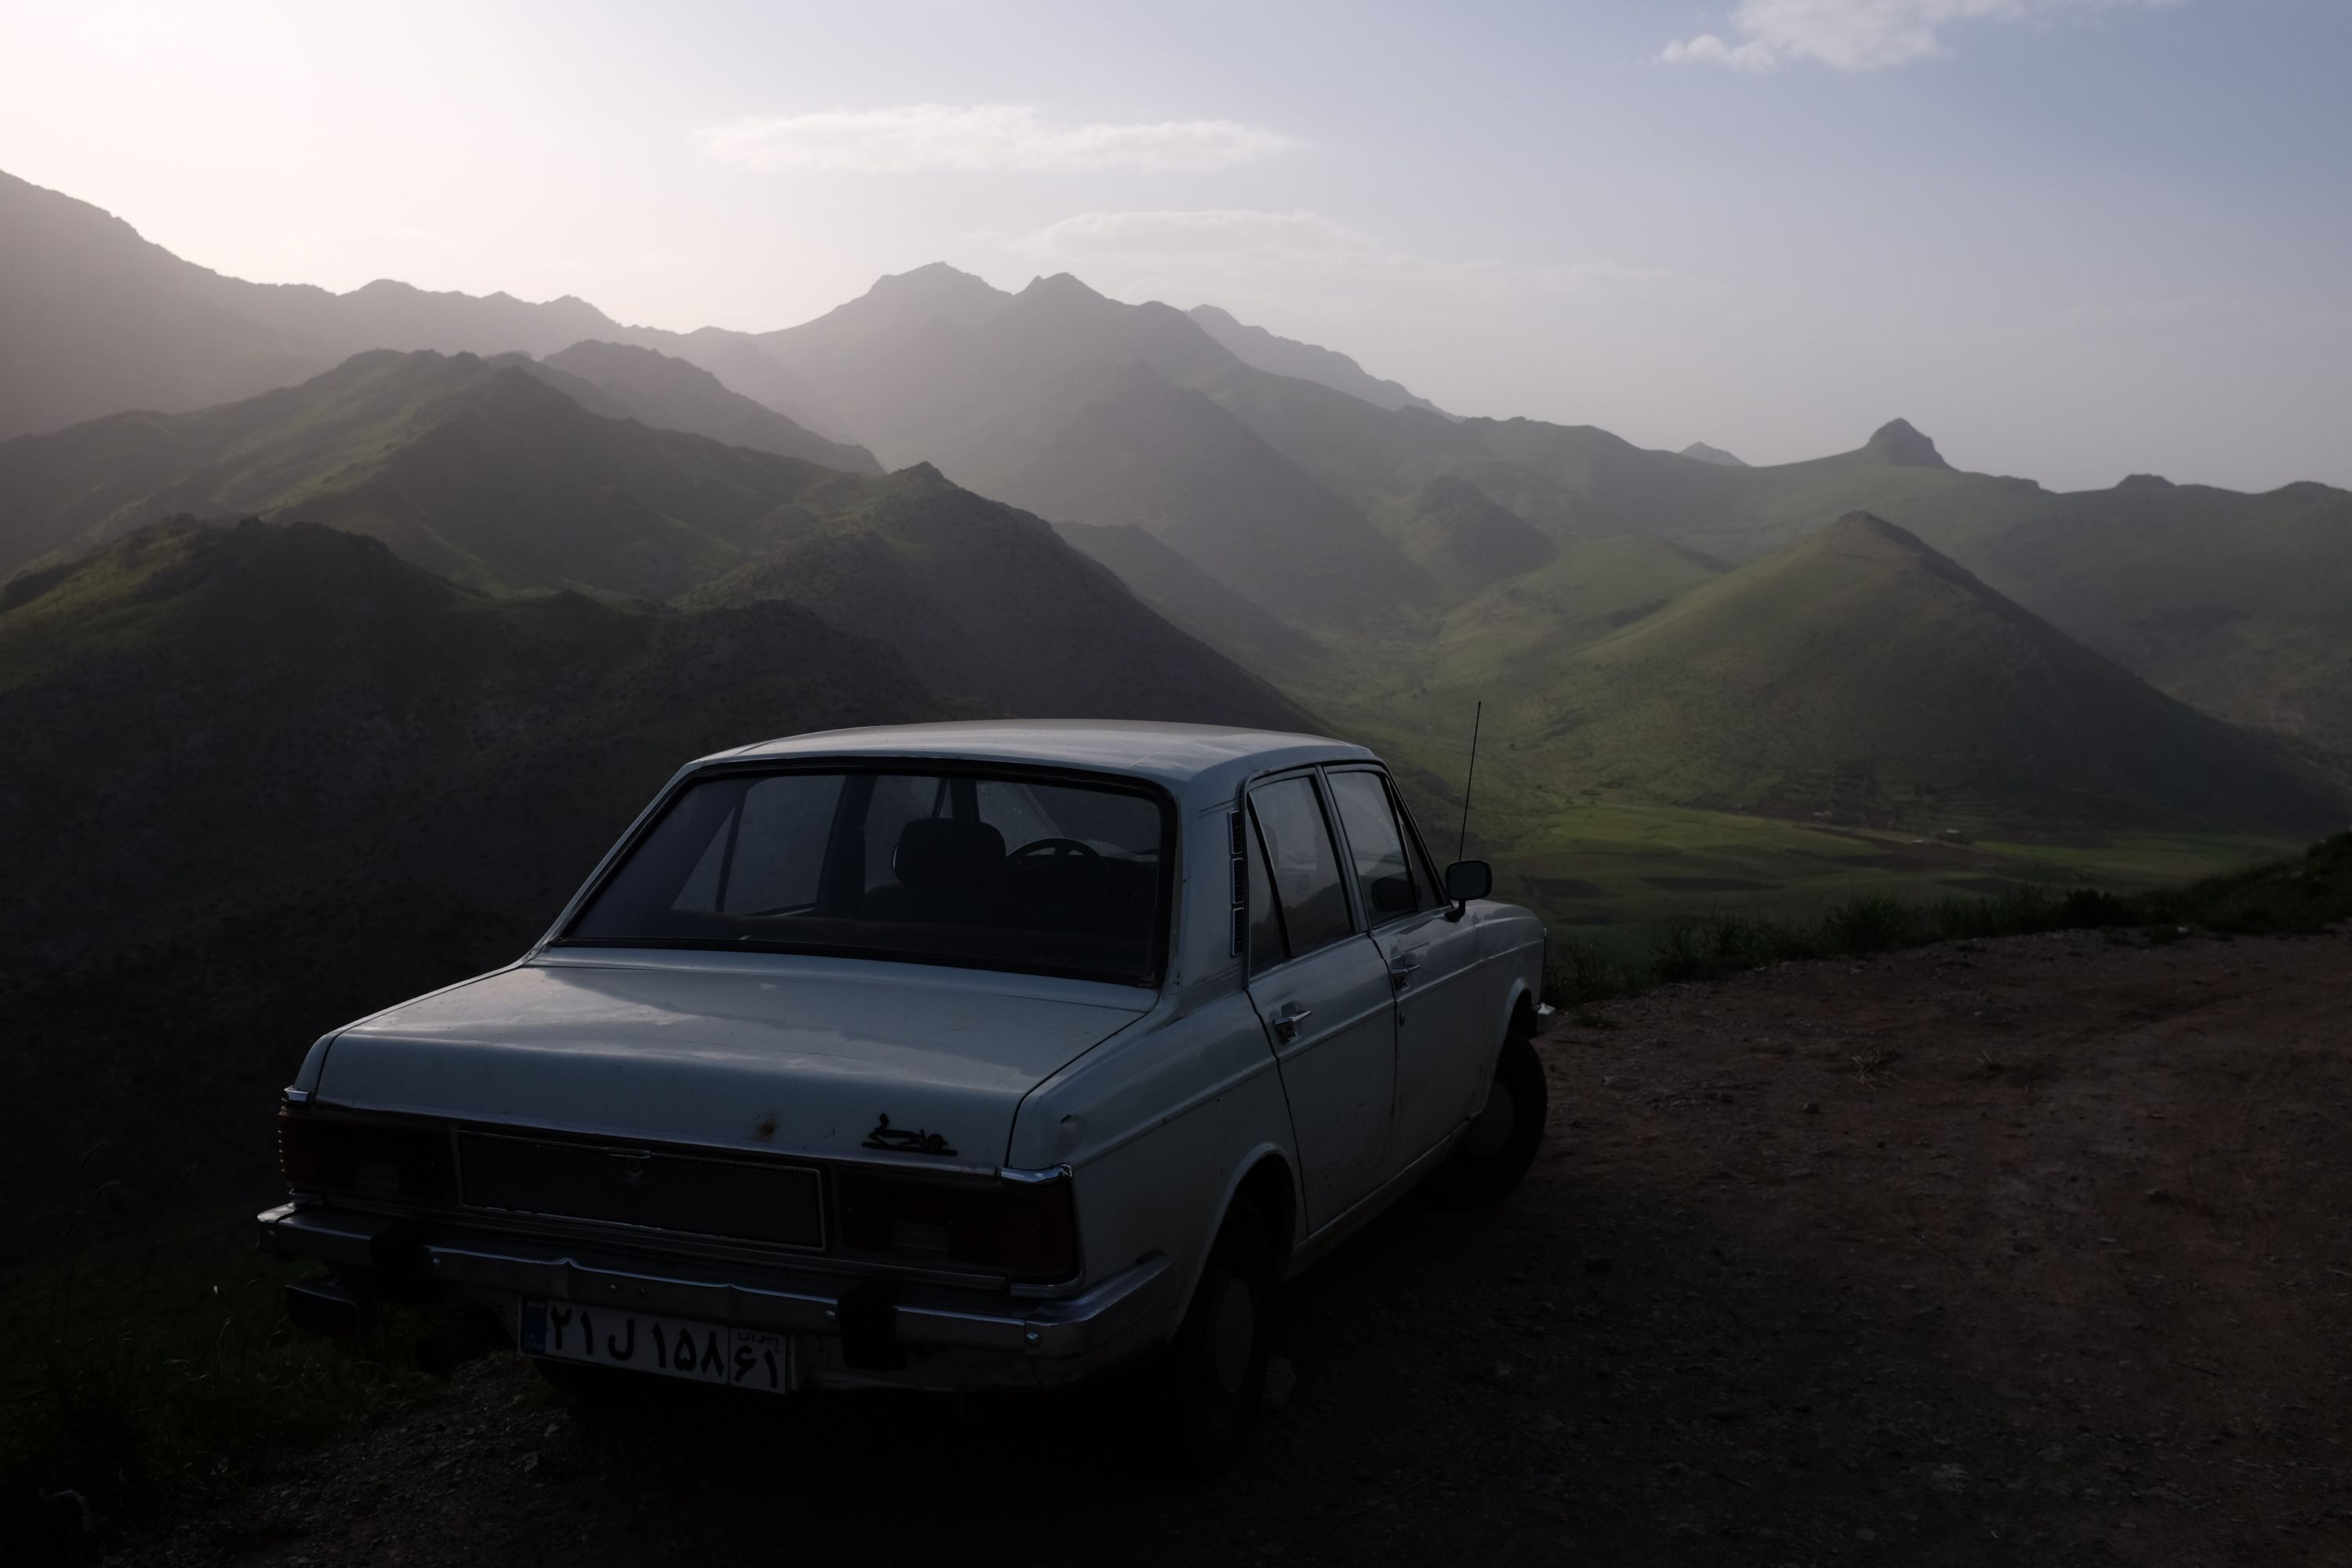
[521,1298,789,1393]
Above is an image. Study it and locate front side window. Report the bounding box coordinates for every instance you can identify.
[1327,769,1425,922]
[566,767,1169,985]
[1247,775,1355,958]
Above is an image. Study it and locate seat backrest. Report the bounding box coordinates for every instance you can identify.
[891,818,1007,901]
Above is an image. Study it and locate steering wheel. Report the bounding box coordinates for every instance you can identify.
[1007,837,1110,915]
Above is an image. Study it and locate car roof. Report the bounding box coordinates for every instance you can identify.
[700,720,1378,805]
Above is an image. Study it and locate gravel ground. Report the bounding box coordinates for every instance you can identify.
[132,925,2352,1566]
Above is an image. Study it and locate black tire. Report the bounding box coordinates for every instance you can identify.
[1428,1029,1547,1209]
[1156,1199,1275,1476]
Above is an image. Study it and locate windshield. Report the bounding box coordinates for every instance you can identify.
[561,766,1172,985]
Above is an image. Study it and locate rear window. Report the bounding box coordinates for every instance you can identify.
[564,767,1171,985]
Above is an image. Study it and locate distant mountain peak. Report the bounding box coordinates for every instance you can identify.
[1679,441,1748,467]
[1864,418,1951,470]
[1022,271,1108,303]
[857,263,1006,314]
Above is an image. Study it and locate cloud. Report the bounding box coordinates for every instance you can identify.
[697,104,1293,173]
[1019,209,1378,262]
[1007,209,1689,299]
[1660,0,2178,73]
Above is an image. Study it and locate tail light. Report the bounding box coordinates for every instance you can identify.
[836,1169,1076,1280]
[278,1102,454,1203]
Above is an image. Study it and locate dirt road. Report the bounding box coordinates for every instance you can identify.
[143,927,2352,1566]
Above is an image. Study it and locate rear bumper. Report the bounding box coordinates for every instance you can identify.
[256,1201,1176,1389]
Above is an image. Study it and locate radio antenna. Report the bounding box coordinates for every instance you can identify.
[1456,700,1483,862]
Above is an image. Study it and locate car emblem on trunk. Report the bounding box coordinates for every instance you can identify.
[863,1113,956,1156]
[608,1150,653,1185]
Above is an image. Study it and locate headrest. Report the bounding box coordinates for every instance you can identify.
[893,818,1007,895]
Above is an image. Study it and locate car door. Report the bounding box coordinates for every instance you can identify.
[1243,772,1398,1232]
[1323,767,1490,1167]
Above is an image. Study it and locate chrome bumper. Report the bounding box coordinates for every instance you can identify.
[256,1203,1174,1367]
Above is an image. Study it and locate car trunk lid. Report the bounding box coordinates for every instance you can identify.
[311,951,1150,1172]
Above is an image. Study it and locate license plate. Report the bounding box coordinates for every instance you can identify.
[521,1298,789,1394]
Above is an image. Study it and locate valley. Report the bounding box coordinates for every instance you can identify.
[5,5,2352,1551]
[1,162,2347,1260]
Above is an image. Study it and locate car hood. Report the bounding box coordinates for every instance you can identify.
[310,951,1152,1171]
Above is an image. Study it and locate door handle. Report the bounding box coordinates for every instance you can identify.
[1271,1002,1313,1044]
[1387,954,1422,990]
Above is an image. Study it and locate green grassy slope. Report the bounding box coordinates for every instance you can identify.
[1973,478,2352,756]
[1494,514,2347,834]
[1370,475,1560,599]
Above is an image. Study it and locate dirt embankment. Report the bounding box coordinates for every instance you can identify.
[140,927,2351,1566]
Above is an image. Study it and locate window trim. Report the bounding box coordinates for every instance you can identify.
[1320,764,1435,931]
[550,757,1180,989]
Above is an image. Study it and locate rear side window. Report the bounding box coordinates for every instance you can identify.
[1327,770,1424,922]
[1248,776,1355,957]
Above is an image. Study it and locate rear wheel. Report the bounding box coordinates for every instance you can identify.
[1428,1029,1547,1208]
[1156,1199,1275,1476]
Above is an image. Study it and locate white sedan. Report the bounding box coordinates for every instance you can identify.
[260,721,1549,1471]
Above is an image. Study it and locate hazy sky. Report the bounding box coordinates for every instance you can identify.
[6,0,2347,490]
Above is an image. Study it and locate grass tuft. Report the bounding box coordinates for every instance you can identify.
[1544,831,2351,1007]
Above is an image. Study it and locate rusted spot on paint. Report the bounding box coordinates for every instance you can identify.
[750,1112,778,1143]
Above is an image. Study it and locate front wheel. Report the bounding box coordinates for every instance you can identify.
[1153,1199,1274,1476]
[1428,1030,1547,1208]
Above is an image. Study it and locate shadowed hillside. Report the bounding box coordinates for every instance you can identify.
[1371,474,1559,598]
[535,340,880,474]
[0,498,1308,1251]
[0,520,951,1246]
[681,463,1315,728]
[1185,303,1446,415]
[0,350,844,593]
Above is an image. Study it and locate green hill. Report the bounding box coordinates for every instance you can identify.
[1508,514,2347,833]
[1969,479,2352,758]
[0,349,846,593]
[538,340,880,474]
[0,347,1311,726]
[680,464,1313,728]
[1370,475,1559,599]
[1051,520,1330,681]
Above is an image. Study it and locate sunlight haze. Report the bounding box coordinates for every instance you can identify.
[4,0,2345,489]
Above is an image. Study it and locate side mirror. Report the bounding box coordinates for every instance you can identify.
[1443,859,1491,904]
